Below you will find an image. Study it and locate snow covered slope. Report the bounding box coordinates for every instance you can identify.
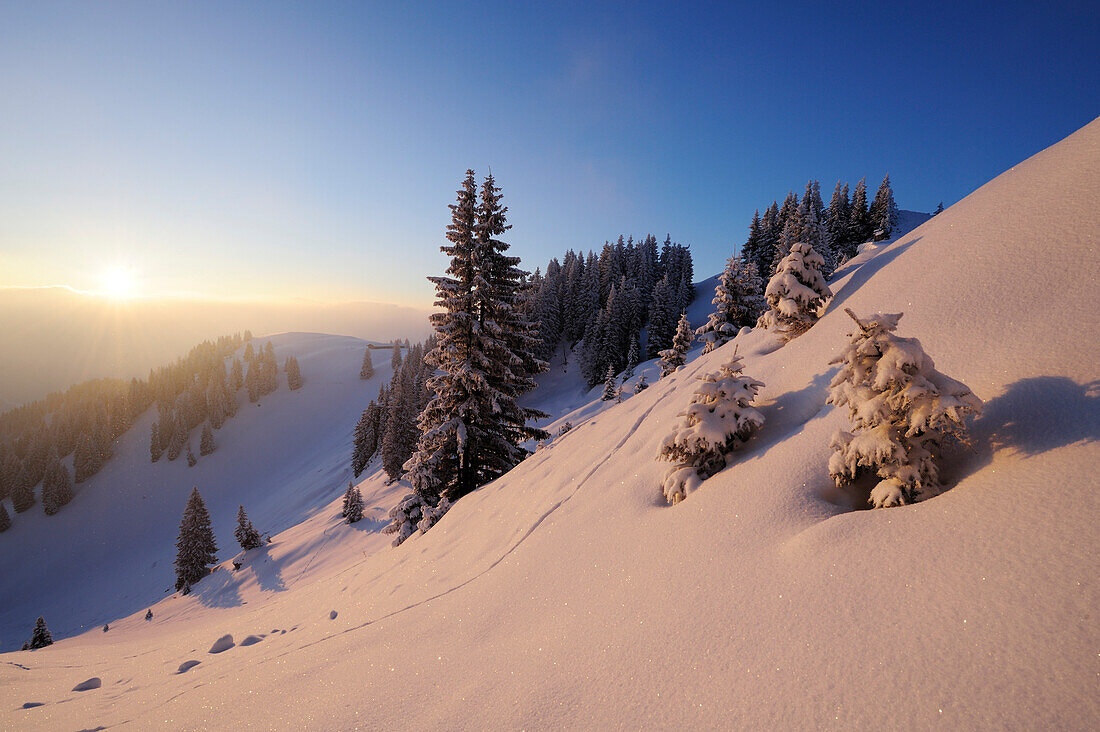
[0,333,405,650]
[3,118,1099,729]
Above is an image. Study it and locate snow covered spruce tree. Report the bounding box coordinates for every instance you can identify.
[601,365,618,401]
[757,241,832,339]
[174,487,218,593]
[234,505,262,550]
[386,170,548,546]
[342,483,364,524]
[28,616,53,649]
[659,313,694,377]
[634,372,649,393]
[199,423,216,456]
[696,253,764,353]
[657,353,764,504]
[827,309,982,508]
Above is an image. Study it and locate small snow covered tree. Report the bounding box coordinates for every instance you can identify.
[28,616,53,649]
[199,423,216,456]
[827,309,983,508]
[174,487,218,593]
[285,355,303,390]
[634,372,649,393]
[0,503,10,532]
[11,463,35,513]
[601,365,618,401]
[697,254,763,353]
[757,241,832,339]
[186,442,197,467]
[624,334,639,378]
[359,348,375,379]
[344,484,364,524]
[657,353,764,504]
[658,313,693,377]
[234,505,262,550]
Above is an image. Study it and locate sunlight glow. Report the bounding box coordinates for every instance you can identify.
[100,267,136,299]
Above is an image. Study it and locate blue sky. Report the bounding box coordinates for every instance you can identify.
[1,1,1096,306]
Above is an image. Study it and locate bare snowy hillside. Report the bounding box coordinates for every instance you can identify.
[2,119,1098,729]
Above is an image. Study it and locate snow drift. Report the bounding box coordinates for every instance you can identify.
[2,118,1098,729]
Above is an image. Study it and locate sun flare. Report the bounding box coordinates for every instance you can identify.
[101,267,136,299]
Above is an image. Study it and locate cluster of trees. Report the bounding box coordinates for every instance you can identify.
[656,308,980,509]
[0,333,253,532]
[174,487,266,594]
[350,339,436,482]
[524,234,695,387]
[740,175,898,283]
[151,337,301,469]
[383,170,549,545]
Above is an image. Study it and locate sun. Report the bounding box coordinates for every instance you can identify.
[100,267,136,299]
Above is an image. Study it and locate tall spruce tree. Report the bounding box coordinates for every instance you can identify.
[869,174,899,238]
[199,423,216,456]
[11,462,35,513]
[390,170,547,545]
[849,177,871,245]
[174,487,218,592]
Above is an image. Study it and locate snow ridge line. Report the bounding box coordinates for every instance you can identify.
[257,385,680,664]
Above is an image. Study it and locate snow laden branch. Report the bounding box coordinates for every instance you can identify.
[827,309,982,508]
[657,353,764,504]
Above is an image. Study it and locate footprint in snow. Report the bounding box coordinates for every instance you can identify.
[208,635,235,654]
[176,660,201,674]
[72,677,102,692]
[240,635,264,646]
[22,702,45,709]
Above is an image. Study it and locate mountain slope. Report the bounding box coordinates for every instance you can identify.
[3,118,1098,729]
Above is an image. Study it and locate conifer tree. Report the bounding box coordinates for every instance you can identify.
[658,353,764,504]
[200,423,216,456]
[28,617,53,649]
[42,458,73,515]
[827,181,855,263]
[150,422,163,462]
[646,275,677,359]
[73,433,95,482]
[741,209,771,285]
[186,442,197,467]
[933,201,944,215]
[285,356,303,390]
[243,342,255,363]
[351,401,382,477]
[659,313,694,377]
[601,365,618,401]
[696,254,763,353]
[758,242,832,339]
[392,170,547,545]
[869,174,899,239]
[0,503,10,532]
[391,342,402,372]
[344,484,364,524]
[174,487,218,592]
[827,310,982,508]
[849,177,871,244]
[634,372,649,393]
[624,334,639,378]
[360,348,375,379]
[234,505,262,550]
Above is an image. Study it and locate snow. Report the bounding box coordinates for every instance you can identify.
[2,118,1099,729]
